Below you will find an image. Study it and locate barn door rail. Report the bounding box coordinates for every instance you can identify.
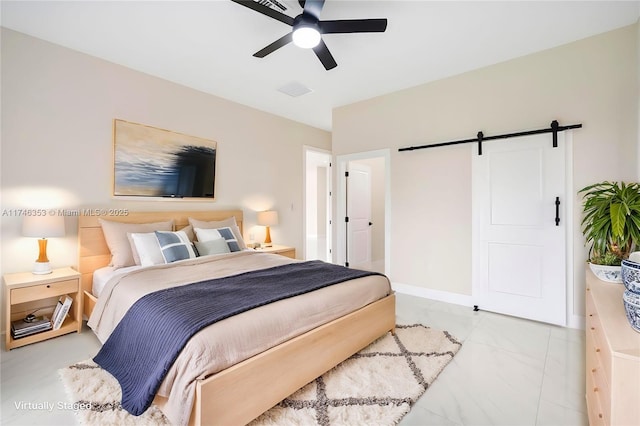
[398,120,582,155]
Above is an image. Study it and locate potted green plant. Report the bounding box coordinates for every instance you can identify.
[579,181,640,282]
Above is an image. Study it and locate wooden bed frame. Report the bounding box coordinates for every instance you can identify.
[78,210,396,426]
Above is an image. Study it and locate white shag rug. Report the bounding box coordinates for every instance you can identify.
[59,324,461,425]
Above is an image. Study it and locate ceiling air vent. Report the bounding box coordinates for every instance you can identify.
[277,81,313,98]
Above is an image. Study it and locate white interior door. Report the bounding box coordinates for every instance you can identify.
[347,162,372,268]
[336,150,391,274]
[473,133,567,325]
[304,148,332,262]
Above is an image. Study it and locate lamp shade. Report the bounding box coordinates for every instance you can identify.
[257,210,278,227]
[22,215,65,238]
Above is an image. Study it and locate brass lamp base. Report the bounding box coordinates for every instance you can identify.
[263,226,273,247]
[33,238,52,274]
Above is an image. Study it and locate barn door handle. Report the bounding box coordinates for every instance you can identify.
[555,197,560,226]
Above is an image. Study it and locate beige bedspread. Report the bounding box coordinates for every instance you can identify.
[87,251,391,425]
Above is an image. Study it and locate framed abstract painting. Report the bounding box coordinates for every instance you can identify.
[113,119,216,199]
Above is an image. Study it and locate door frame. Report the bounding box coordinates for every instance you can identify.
[471,131,576,327]
[303,146,332,261]
[336,149,391,275]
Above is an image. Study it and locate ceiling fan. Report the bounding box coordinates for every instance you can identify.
[230,0,388,70]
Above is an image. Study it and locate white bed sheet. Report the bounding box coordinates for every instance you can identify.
[92,265,141,297]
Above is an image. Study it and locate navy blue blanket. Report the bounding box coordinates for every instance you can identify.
[93,260,381,416]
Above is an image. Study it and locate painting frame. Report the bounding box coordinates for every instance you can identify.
[112,119,217,200]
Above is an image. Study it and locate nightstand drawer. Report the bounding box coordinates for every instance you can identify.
[11,279,78,304]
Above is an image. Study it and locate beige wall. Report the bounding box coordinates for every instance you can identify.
[333,24,639,319]
[0,28,331,278]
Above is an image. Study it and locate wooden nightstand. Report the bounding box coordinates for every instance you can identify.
[255,244,296,259]
[4,267,82,350]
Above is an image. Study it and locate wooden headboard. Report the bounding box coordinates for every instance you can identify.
[78,210,243,298]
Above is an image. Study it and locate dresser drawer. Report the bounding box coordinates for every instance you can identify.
[588,327,612,384]
[586,291,612,381]
[589,357,611,424]
[11,279,78,305]
[586,367,606,426]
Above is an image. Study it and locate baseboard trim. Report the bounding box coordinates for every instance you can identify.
[392,282,585,330]
[391,282,473,307]
[567,314,585,330]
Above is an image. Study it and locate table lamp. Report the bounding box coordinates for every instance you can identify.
[257,210,278,248]
[22,215,65,274]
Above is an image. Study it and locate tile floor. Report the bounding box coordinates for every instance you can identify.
[396,293,587,426]
[0,292,587,425]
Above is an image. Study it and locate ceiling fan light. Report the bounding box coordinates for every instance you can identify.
[292,26,321,48]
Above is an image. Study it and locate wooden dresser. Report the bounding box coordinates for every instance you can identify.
[585,268,640,425]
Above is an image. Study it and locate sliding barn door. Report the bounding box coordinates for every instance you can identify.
[473,133,567,326]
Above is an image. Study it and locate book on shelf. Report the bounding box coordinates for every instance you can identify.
[11,316,51,339]
[52,298,63,326]
[52,295,73,330]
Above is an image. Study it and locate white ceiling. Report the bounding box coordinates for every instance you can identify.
[2,1,639,131]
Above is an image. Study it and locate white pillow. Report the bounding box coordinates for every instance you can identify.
[194,227,241,252]
[99,219,173,268]
[128,232,165,267]
[194,228,223,242]
[188,217,246,249]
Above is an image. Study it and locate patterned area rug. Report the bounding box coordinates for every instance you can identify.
[59,324,461,425]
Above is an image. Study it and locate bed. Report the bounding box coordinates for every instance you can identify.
[78,210,396,426]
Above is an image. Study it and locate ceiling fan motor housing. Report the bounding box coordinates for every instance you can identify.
[292,13,321,48]
[294,12,319,29]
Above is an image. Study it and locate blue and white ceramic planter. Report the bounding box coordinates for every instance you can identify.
[588,262,622,283]
[622,259,640,293]
[623,290,640,333]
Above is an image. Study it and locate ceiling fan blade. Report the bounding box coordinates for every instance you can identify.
[320,18,387,34]
[303,0,325,20]
[230,0,294,26]
[312,39,337,70]
[253,33,293,57]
